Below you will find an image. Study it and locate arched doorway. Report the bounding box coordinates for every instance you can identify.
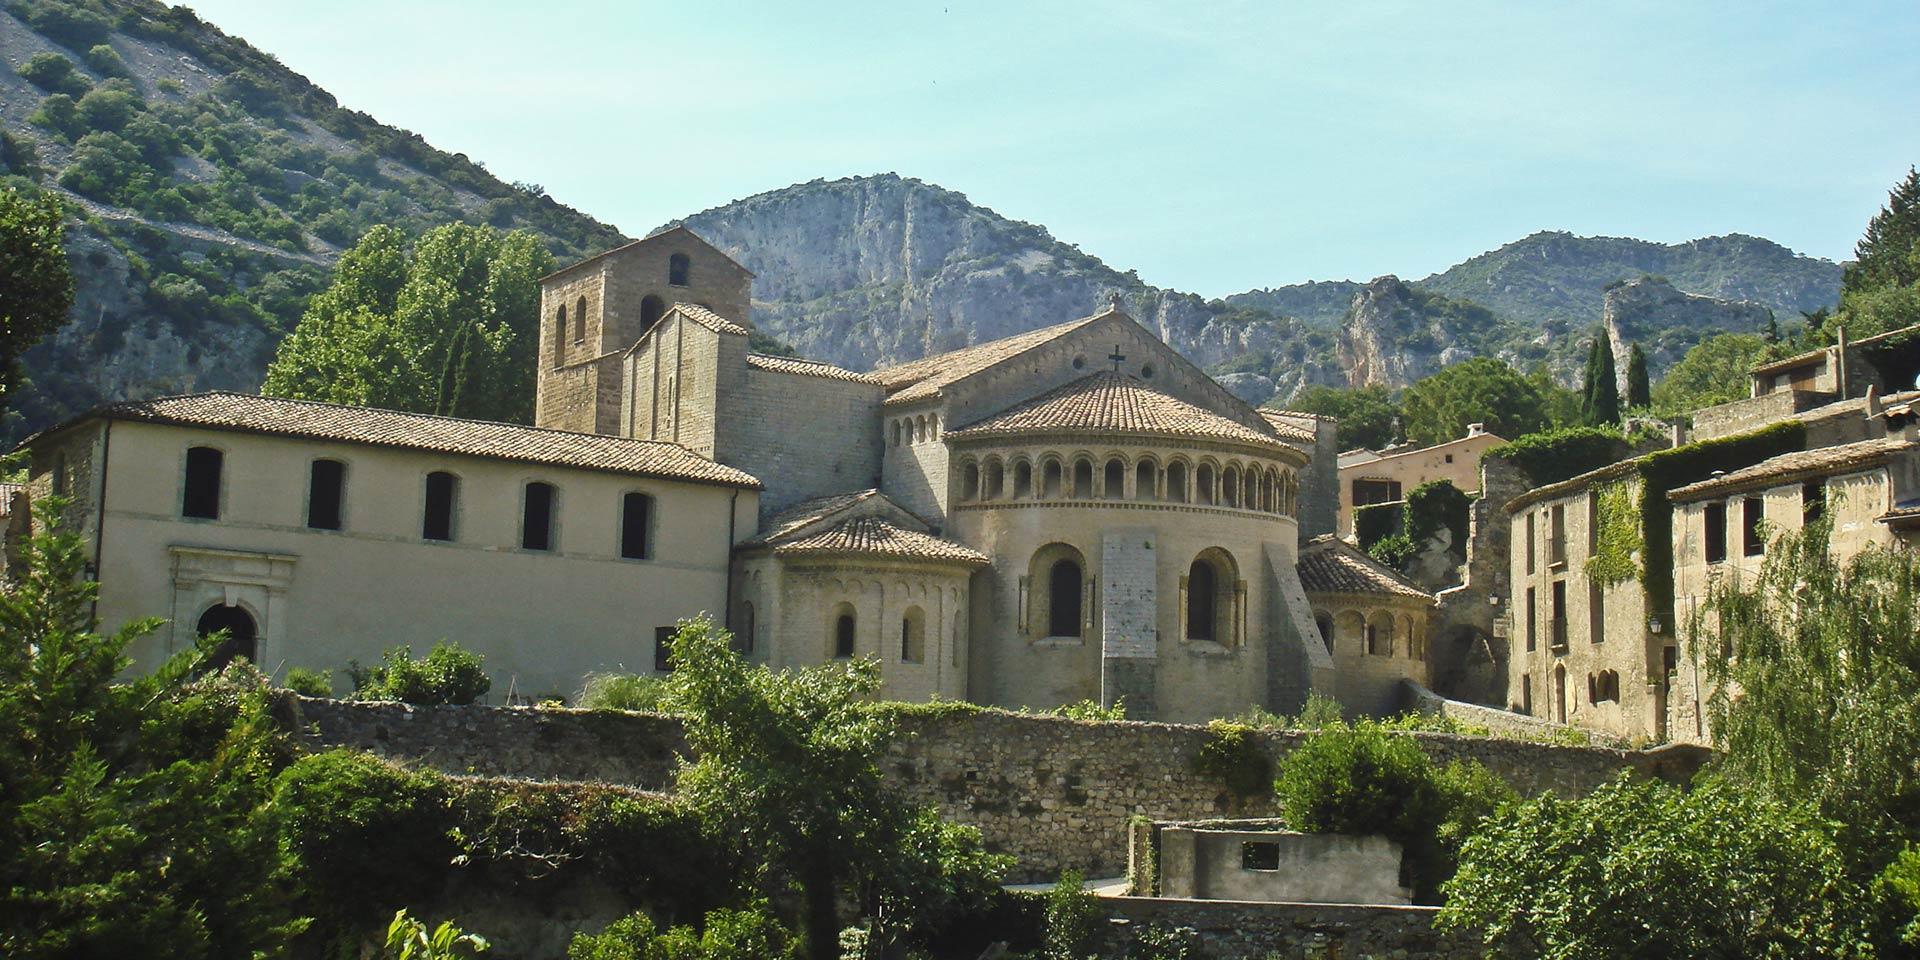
[197,603,257,670]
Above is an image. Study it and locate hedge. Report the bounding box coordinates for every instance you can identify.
[1484,427,1629,488]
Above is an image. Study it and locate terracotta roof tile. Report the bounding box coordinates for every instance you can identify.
[873,310,1112,404]
[752,489,890,544]
[1296,535,1433,602]
[1256,410,1317,443]
[948,371,1289,449]
[774,516,989,565]
[746,353,879,384]
[35,392,760,488]
[1669,436,1915,502]
[671,303,749,336]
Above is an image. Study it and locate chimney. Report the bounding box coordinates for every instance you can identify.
[1467,422,1486,437]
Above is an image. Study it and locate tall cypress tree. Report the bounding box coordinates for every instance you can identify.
[1625,343,1651,409]
[1581,335,1621,426]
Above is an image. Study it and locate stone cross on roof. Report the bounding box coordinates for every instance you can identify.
[1108,345,1127,371]
[1108,292,1124,311]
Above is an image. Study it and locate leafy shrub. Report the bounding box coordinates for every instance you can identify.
[1042,870,1099,960]
[74,78,143,132]
[577,672,671,712]
[1055,698,1125,721]
[21,3,113,50]
[566,904,792,960]
[1365,532,1415,568]
[1130,923,1201,960]
[83,43,130,79]
[15,52,89,96]
[384,910,488,959]
[1191,720,1273,799]
[274,751,453,927]
[1352,501,1400,550]
[347,641,491,705]
[1274,721,1515,902]
[1483,426,1627,487]
[27,93,82,139]
[283,666,332,697]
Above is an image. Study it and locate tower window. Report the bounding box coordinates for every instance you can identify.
[307,459,345,530]
[522,482,556,551]
[900,607,925,663]
[621,492,652,559]
[641,295,666,332]
[1048,558,1083,638]
[183,446,223,519]
[556,304,569,350]
[423,471,458,541]
[573,295,587,342]
[669,253,690,287]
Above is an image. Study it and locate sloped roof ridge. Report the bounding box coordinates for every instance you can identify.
[947,369,1291,449]
[538,225,754,283]
[871,309,1114,392]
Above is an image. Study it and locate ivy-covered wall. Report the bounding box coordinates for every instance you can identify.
[1484,427,1630,488]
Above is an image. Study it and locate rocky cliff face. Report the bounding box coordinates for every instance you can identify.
[1600,277,1773,381]
[1337,276,1517,388]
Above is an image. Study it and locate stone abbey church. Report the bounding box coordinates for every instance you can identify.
[20,229,1434,722]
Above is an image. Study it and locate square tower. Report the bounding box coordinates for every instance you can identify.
[535,227,754,434]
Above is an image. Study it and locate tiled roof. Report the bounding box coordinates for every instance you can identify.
[774,516,989,565]
[948,371,1290,449]
[751,489,890,544]
[872,310,1112,404]
[746,353,879,384]
[1296,536,1434,602]
[538,225,754,283]
[1669,436,1915,502]
[1256,411,1316,443]
[31,392,761,488]
[671,303,749,336]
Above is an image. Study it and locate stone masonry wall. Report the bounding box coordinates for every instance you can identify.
[1098,897,1477,960]
[288,698,1709,883]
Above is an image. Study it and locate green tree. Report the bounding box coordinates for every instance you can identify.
[1281,383,1400,450]
[1624,342,1651,409]
[1650,332,1768,414]
[0,187,73,417]
[1439,774,1871,959]
[0,499,306,957]
[263,223,552,423]
[661,616,1007,959]
[1579,334,1620,426]
[1832,167,1920,339]
[1399,358,1550,446]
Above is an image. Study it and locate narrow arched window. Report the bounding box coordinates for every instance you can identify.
[669,253,690,286]
[423,471,457,541]
[183,446,222,519]
[1048,559,1083,638]
[574,295,587,342]
[1315,614,1334,653]
[1135,460,1157,500]
[1167,461,1188,501]
[641,294,666,332]
[556,304,568,351]
[901,606,925,663]
[621,492,652,559]
[1187,559,1216,641]
[735,602,755,655]
[1196,464,1216,505]
[1072,460,1094,499]
[307,459,345,530]
[1042,460,1063,498]
[1223,466,1241,508]
[961,462,980,500]
[1103,458,1125,499]
[522,481,556,551]
[833,608,857,659]
[1012,461,1031,498]
[51,452,67,497]
[985,460,1005,499]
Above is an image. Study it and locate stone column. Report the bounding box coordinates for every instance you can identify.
[1101,529,1158,719]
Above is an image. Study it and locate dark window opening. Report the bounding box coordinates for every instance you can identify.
[1351,478,1401,507]
[1104,458,1125,499]
[556,305,568,350]
[183,446,223,519]
[735,604,754,655]
[307,459,345,530]
[423,471,457,541]
[1663,646,1678,686]
[641,294,666,332]
[833,612,856,659]
[1704,502,1727,564]
[1548,504,1567,565]
[655,626,676,672]
[1802,481,1826,524]
[1048,559,1083,638]
[1187,560,1216,641]
[197,603,256,670]
[1742,497,1765,556]
[668,253,690,286]
[1072,460,1094,498]
[52,452,66,497]
[522,482,556,551]
[574,295,587,342]
[1525,586,1537,652]
[1521,673,1533,715]
[1242,841,1280,871]
[1315,614,1333,653]
[1550,580,1568,648]
[621,492,652,559]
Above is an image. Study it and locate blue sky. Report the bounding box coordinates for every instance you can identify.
[186,1,1920,297]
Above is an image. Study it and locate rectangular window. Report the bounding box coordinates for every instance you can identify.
[1548,504,1566,565]
[1704,502,1727,563]
[307,460,345,530]
[1742,497,1764,557]
[1525,513,1536,574]
[522,482,555,551]
[1242,841,1281,871]
[621,492,651,560]
[1802,480,1826,524]
[1551,580,1567,648]
[423,472,457,541]
[1522,674,1533,715]
[1525,586,1537,652]
[1589,581,1604,644]
[183,446,222,519]
[654,626,676,673]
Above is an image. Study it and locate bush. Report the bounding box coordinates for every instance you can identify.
[347,641,490,705]
[1191,720,1273,800]
[1042,870,1098,960]
[1483,426,1627,488]
[577,672,671,712]
[1273,721,1515,902]
[23,3,114,50]
[15,52,89,96]
[27,93,82,139]
[1056,698,1124,721]
[283,666,332,697]
[383,910,488,959]
[83,43,130,79]
[566,904,793,960]
[75,79,144,133]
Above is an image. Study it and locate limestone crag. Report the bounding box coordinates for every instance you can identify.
[1602,276,1776,384]
[1339,276,1449,388]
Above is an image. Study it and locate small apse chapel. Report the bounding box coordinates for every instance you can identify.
[18,227,1434,720]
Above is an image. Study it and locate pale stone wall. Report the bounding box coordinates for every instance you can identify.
[45,421,757,698]
[879,402,951,523]
[1157,826,1408,904]
[534,268,616,433]
[719,367,883,517]
[1097,898,1474,960]
[623,315,731,458]
[1336,431,1504,536]
[1313,594,1433,715]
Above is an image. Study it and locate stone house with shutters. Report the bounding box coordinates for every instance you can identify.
[15,227,1435,720]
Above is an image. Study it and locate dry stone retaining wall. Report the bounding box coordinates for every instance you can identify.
[287,697,1709,882]
[1098,897,1477,959]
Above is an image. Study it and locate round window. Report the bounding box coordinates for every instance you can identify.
[1140,364,1155,379]
[1072,356,1087,370]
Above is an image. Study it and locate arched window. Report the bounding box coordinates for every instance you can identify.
[669,252,690,286]
[832,604,857,659]
[1367,611,1395,656]
[522,481,556,551]
[1042,460,1064,498]
[307,459,345,530]
[1048,558,1083,638]
[1072,459,1094,499]
[890,421,902,447]
[1103,457,1125,499]
[640,294,666,332]
[1135,459,1157,500]
[1012,460,1032,498]
[183,446,223,519]
[197,603,257,670]
[1222,465,1240,508]
[423,471,458,541]
[900,606,925,663]
[1400,614,1418,659]
[915,416,927,443]
[1187,559,1217,641]
[621,492,652,559]
[1167,461,1188,501]
[985,459,1005,499]
[555,305,568,354]
[1553,664,1567,723]
[1196,463,1216,505]
[1315,613,1335,653]
[1338,610,1366,656]
[574,295,587,342]
[961,461,980,500]
[734,601,756,655]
